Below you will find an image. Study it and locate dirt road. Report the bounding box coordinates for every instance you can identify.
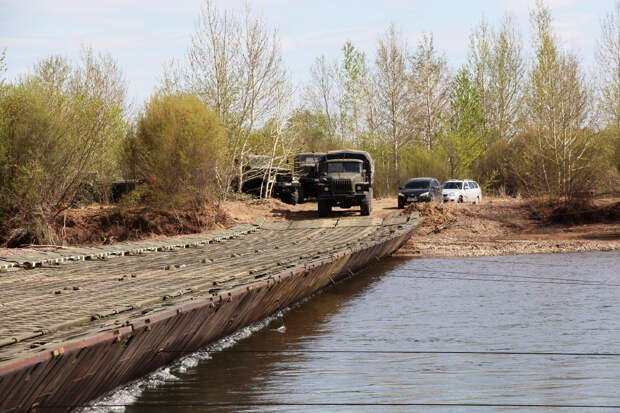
[221,197,620,258]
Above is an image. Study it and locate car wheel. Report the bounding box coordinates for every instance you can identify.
[398,199,404,209]
[458,195,463,203]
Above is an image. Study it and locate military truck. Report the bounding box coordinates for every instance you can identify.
[235,154,291,197]
[272,151,325,205]
[293,152,325,202]
[272,171,300,204]
[316,149,374,217]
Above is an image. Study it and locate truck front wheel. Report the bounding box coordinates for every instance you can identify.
[318,200,331,217]
[290,189,299,205]
[360,191,372,216]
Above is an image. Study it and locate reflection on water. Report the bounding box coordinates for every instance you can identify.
[119,251,620,412]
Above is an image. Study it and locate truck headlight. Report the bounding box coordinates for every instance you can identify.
[398,193,404,197]
[355,184,362,192]
[420,192,429,197]
[323,186,329,192]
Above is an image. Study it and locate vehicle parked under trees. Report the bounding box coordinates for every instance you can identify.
[442,180,482,204]
[398,178,442,208]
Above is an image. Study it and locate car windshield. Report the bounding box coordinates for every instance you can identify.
[443,182,463,189]
[405,180,430,189]
[327,162,360,173]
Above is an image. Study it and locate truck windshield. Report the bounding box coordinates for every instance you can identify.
[247,156,270,169]
[327,162,361,173]
[298,155,319,164]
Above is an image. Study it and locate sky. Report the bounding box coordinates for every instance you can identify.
[1,0,615,108]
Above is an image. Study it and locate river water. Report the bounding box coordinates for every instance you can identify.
[88,251,620,412]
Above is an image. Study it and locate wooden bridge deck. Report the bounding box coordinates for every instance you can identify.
[0,215,416,362]
[0,214,420,413]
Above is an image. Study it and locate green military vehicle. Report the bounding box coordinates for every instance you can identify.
[273,170,299,204]
[293,151,325,202]
[235,154,291,197]
[316,149,374,217]
[273,151,325,205]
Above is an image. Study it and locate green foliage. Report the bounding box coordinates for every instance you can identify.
[0,48,6,89]
[399,145,449,184]
[518,2,601,199]
[124,93,225,207]
[359,138,392,197]
[286,109,339,152]
[337,41,367,143]
[612,128,620,175]
[0,52,127,245]
[472,138,515,193]
[440,68,486,179]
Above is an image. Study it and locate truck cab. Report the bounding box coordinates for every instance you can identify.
[317,150,373,217]
[293,152,325,201]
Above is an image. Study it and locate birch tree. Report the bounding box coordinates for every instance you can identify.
[489,15,524,141]
[522,2,596,198]
[469,15,524,142]
[0,49,6,90]
[375,24,412,187]
[441,68,485,178]
[337,41,368,145]
[469,18,492,132]
[306,55,337,142]
[187,0,289,196]
[597,0,620,130]
[409,33,451,151]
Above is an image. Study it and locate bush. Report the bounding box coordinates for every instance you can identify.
[508,128,609,200]
[0,51,127,245]
[399,145,449,184]
[123,93,225,206]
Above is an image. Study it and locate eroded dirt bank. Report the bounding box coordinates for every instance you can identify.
[395,199,620,258]
[1,197,618,258]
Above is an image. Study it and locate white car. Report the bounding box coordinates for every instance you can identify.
[442,180,482,204]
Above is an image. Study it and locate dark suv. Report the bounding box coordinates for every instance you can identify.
[398,177,442,208]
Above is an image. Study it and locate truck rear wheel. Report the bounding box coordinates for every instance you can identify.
[318,200,330,217]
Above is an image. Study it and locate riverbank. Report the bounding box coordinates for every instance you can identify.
[396,199,620,258]
[219,197,620,258]
[1,197,618,258]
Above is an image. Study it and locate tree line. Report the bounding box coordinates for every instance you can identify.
[0,0,619,244]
